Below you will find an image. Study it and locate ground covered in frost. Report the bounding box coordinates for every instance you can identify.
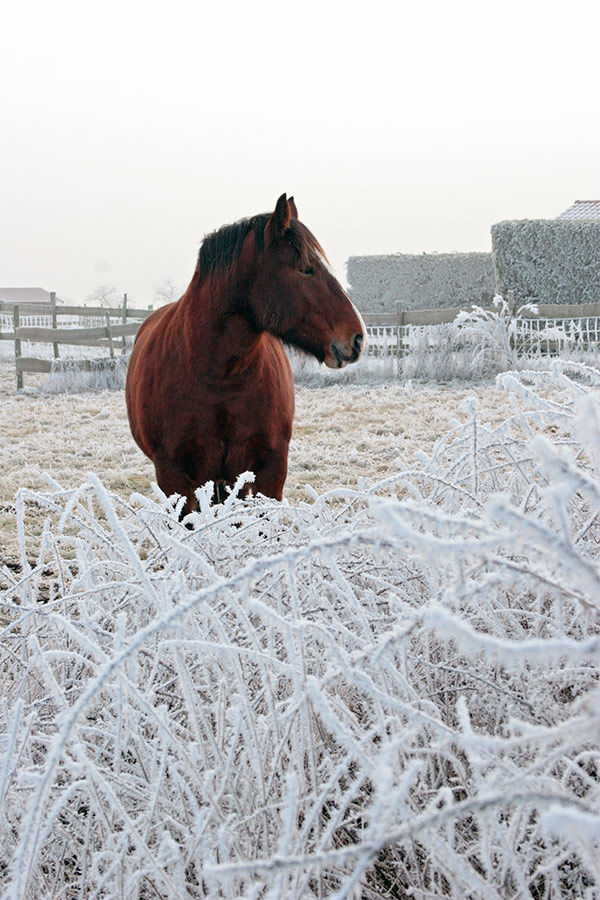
[0,359,599,899]
[1,361,526,566]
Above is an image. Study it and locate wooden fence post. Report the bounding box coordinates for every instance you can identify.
[121,293,127,353]
[395,301,405,358]
[506,290,516,354]
[50,291,59,359]
[14,305,22,390]
[507,290,515,316]
[105,311,115,359]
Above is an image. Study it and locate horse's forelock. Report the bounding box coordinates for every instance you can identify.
[287,221,329,268]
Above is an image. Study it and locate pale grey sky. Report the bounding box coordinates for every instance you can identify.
[1,0,599,303]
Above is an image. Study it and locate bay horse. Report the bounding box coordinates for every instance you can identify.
[126,194,365,512]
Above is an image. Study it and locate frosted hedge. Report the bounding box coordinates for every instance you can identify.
[346,253,495,313]
[1,363,599,899]
[492,219,600,306]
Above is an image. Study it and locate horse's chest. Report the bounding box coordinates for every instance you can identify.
[207,349,294,430]
[216,384,293,439]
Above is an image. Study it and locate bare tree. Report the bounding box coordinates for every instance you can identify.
[153,278,182,307]
[86,284,121,309]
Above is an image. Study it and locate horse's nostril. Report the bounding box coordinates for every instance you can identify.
[330,342,345,367]
[353,333,364,355]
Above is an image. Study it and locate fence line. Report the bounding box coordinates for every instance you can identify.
[363,293,600,359]
[2,293,599,389]
[0,296,153,389]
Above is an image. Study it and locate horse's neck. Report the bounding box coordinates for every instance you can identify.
[179,281,262,372]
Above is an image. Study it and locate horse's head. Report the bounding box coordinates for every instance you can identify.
[246,194,366,368]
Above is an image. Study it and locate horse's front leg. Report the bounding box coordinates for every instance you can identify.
[153,454,199,516]
[246,445,289,502]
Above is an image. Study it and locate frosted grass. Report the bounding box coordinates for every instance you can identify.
[0,363,598,898]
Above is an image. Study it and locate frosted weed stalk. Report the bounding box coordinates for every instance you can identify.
[1,364,598,899]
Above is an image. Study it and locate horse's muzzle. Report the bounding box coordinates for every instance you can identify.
[328,333,365,368]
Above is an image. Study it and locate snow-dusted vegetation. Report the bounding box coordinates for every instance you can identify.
[492,219,600,306]
[1,362,598,898]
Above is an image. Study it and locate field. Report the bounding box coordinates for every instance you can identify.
[1,358,598,898]
[0,361,524,566]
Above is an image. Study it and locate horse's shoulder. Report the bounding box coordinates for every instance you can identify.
[144,301,177,329]
[134,302,178,349]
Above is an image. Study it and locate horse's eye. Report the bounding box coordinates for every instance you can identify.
[301,266,315,276]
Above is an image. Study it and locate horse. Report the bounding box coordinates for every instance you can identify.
[125,194,365,513]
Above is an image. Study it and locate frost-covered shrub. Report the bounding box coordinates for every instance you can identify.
[1,364,598,899]
[41,356,129,393]
[492,219,600,306]
[453,295,522,374]
[398,321,473,381]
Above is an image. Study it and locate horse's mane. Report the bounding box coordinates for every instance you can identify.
[193,213,327,285]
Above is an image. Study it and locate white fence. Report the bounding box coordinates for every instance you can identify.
[363,295,600,361]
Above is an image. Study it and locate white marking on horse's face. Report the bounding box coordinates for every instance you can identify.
[320,256,338,280]
[337,279,368,357]
[318,256,368,358]
[348,296,367,352]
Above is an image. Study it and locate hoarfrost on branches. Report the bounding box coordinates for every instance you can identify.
[0,363,598,898]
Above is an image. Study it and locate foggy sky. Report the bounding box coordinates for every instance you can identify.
[1,0,598,303]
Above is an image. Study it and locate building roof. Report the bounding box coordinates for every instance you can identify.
[0,287,61,304]
[556,200,600,220]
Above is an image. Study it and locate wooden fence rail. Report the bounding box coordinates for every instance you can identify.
[0,295,153,388]
[0,297,154,321]
[13,322,143,346]
[361,295,600,327]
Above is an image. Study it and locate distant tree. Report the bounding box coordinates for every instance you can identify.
[154,278,182,307]
[86,284,121,308]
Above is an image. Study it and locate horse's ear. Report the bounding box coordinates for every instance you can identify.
[288,196,299,219]
[265,193,291,243]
